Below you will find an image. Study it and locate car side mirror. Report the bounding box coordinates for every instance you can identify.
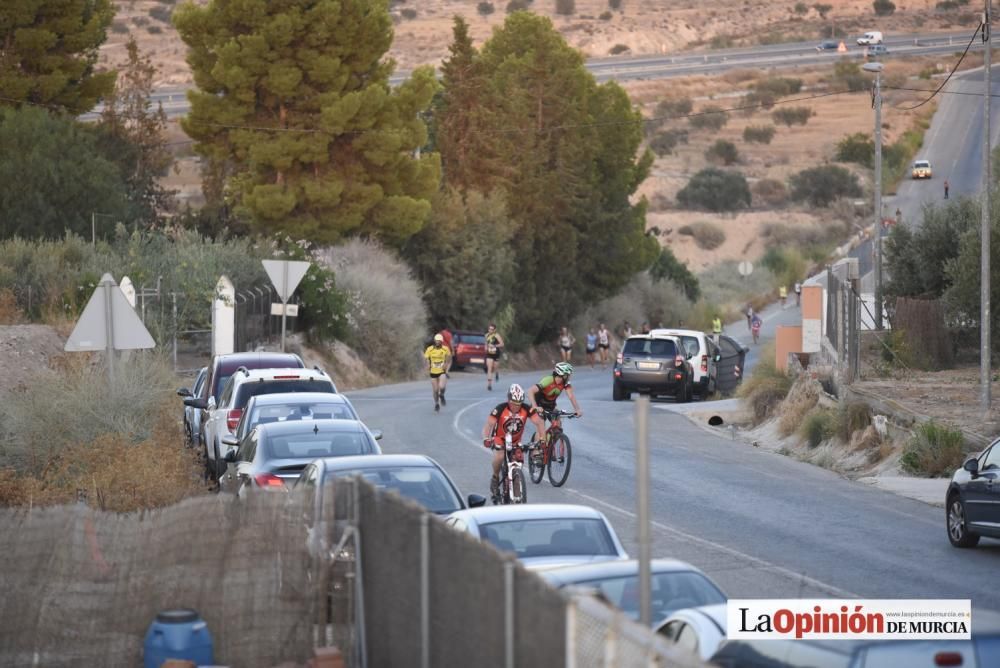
[370,429,383,441]
[223,449,238,463]
[221,434,239,447]
[713,353,722,363]
[176,387,192,398]
[468,494,487,508]
[964,457,980,476]
[183,397,207,409]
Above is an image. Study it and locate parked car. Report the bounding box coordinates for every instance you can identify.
[711,610,1000,667]
[912,159,933,179]
[649,328,719,397]
[946,437,1000,548]
[185,352,305,474]
[612,334,695,402]
[655,603,728,662]
[538,559,726,626]
[856,30,883,45]
[445,504,628,569]
[176,366,207,448]
[232,392,361,442]
[219,419,381,495]
[203,367,337,477]
[715,334,749,396]
[816,40,839,51]
[450,329,487,370]
[294,454,486,514]
[865,43,889,58]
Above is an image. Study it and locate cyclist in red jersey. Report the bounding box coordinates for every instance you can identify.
[482,384,546,503]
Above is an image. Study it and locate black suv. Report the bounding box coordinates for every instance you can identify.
[612,334,694,403]
[947,438,1000,548]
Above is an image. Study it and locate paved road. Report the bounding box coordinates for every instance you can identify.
[345,312,1000,614]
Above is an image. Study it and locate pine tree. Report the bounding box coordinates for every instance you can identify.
[174,0,441,244]
[0,0,116,114]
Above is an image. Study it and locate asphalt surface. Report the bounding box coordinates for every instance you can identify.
[345,309,1000,614]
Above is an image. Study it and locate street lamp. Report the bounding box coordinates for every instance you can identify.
[863,61,884,330]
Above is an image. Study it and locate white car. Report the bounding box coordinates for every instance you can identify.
[445,504,628,569]
[655,603,728,662]
[856,30,883,46]
[649,328,719,397]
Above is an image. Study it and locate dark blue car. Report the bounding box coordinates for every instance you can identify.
[947,438,1000,548]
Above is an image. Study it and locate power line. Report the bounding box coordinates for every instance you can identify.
[898,22,983,110]
[885,85,1000,99]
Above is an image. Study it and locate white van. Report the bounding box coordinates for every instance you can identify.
[857,31,883,46]
[649,328,719,397]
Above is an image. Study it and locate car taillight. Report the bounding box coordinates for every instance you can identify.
[734,365,742,378]
[700,355,708,372]
[226,408,243,431]
[674,373,683,380]
[934,652,963,667]
[254,473,285,488]
[674,355,684,367]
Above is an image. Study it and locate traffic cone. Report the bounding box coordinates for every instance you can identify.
[837,41,847,52]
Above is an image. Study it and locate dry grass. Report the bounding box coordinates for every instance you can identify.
[900,421,968,478]
[0,288,24,325]
[778,376,820,437]
[739,343,794,424]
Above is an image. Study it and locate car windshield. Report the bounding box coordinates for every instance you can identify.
[573,571,726,621]
[264,430,372,460]
[333,466,462,514]
[249,401,356,429]
[623,338,677,357]
[914,161,930,168]
[235,379,335,407]
[457,333,486,345]
[479,518,618,558]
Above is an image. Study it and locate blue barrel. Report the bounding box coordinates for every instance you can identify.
[143,609,214,668]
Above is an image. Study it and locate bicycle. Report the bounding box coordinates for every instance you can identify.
[529,409,577,487]
[495,433,528,505]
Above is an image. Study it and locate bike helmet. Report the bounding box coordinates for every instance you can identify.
[508,383,525,403]
[553,362,573,378]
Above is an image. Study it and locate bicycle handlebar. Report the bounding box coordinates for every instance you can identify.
[542,409,580,419]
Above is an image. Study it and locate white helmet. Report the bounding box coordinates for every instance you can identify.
[507,384,525,403]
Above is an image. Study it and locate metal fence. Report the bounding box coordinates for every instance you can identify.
[822,267,861,381]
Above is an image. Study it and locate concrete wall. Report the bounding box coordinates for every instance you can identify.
[775,325,803,372]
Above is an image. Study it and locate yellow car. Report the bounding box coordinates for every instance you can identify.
[912,160,933,179]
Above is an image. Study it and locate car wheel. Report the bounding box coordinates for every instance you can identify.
[675,383,688,403]
[947,494,980,548]
[613,379,627,401]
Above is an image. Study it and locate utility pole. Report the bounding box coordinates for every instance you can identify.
[982,0,993,414]
[864,62,885,330]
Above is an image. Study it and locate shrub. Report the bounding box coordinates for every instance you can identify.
[678,222,726,250]
[794,1,809,13]
[649,248,700,301]
[676,168,751,212]
[507,0,530,11]
[813,3,833,18]
[314,239,427,378]
[801,408,837,447]
[743,125,776,144]
[609,43,630,55]
[655,97,693,119]
[833,60,867,92]
[477,2,495,16]
[837,401,872,441]
[789,165,862,207]
[131,16,149,27]
[873,0,896,16]
[609,0,623,8]
[739,343,794,423]
[555,0,575,15]
[147,25,163,34]
[836,132,874,167]
[710,34,735,49]
[772,106,814,127]
[936,0,960,8]
[148,5,172,22]
[755,77,803,97]
[599,10,613,20]
[649,130,682,156]
[760,246,807,288]
[111,20,129,34]
[705,139,739,165]
[401,7,417,18]
[571,272,692,342]
[901,421,967,477]
[688,105,729,131]
[698,260,777,313]
[751,178,788,207]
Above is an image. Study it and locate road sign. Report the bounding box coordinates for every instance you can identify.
[119,276,136,307]
[738,260,754,277]
[262,259,310,302]
[271,303,299,317]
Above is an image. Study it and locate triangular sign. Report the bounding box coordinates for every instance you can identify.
[837,41,847,52]
[262,259,311,302]
[65,273,155,352]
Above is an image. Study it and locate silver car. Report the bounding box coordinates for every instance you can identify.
[177,366,207,449]
[231,392,363,443]
[445,504,628,569]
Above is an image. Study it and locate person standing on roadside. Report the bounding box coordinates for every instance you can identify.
[794,281,802,306]
[597,322,611,368]
[622,321,634,339]
[745,303,754,331]
[424,334,451,412]
[711,316,723,345]
[944,179,950,199]
[585,328,598,368]
[485,323,505,391]
[641,321,651,334]
[557,326,575,362]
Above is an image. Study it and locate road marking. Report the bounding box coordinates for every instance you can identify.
[453,398,492,457]
[564,488,860,598]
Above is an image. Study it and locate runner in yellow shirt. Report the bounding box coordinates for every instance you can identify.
[779,285,788,307]
[424,333,452,412]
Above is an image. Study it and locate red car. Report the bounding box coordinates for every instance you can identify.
[450,330,487,370]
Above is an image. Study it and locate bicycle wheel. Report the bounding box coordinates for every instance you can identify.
[528,443,545,484]
[513,467,528,504]
[547,433,573,487]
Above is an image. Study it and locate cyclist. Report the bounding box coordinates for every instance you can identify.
[482,384,546,504]
[529,362,582,463]
[424,333,452,412]
[485,323,505,391]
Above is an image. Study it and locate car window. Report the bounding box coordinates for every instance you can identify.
[218,376,236,408]
[623,338,677,357]
[239,433,257,463]
[456,333,486,345]
[680,336,700,358]
[234,379,336,407]
[213,373,233,401]
[479,518,618,558]
[572,571,725,621]
[719,338,741,358]
[264,431,372,460]
[193,368,207,396]
[250,401,356,429]
[333,466,463,514]
[981,445,1000,471]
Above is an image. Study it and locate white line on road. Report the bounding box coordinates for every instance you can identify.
[564,488,860,599]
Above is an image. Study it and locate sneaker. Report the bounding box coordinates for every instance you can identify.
[495,371,499,382]
[487,381,492,391]
[434,402,440,412]
[440,391,447,407]
[490,476,500,503]
[556,456,564,464]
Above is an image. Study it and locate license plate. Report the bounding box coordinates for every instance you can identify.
[470,357,484,364]
[637,361,660,370]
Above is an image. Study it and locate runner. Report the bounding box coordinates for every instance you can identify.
[423,334,451,412]
[597,322,611,368]
[585,328,598,368]
[557,326,575,363]
[485,323,505,391]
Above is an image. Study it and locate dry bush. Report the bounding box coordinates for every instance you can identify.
[678,222,726,250]
[901,421,967,477]
[739,343,794,424]
[838,401,872,442]
[800,408,837,448]
[851,424,883,456]
[571,272,692,340]
[0,288,25,324]
[778,376,820,437]
[751,179,788,208]
[314,239,428,379]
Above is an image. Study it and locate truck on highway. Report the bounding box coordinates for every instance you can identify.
[857,30,884,45]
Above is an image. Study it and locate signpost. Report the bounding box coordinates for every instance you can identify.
[738,260,754,277]
[636,395,652,627]
[65,273,155,380]
[262,259,310,352]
